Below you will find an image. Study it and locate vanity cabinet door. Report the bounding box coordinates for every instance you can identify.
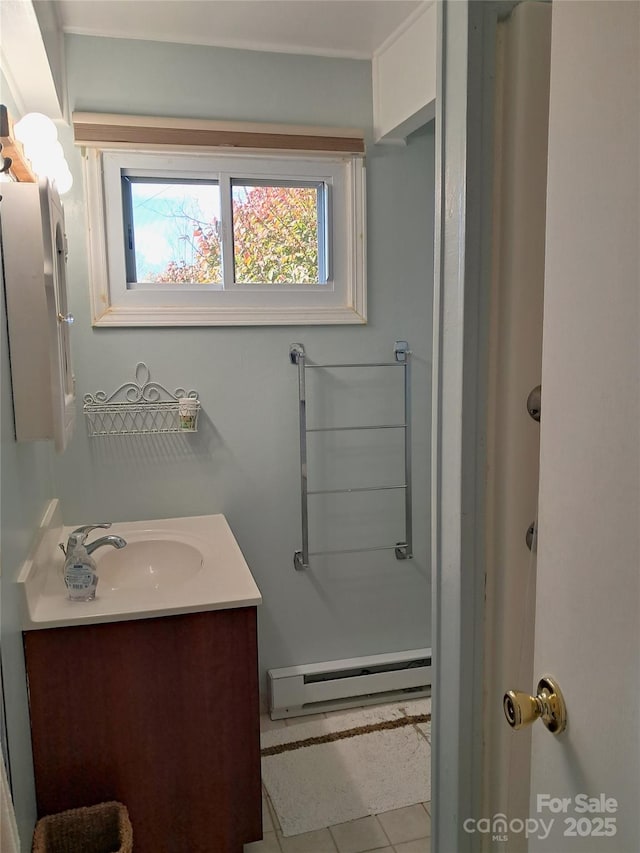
[24,607,262,853]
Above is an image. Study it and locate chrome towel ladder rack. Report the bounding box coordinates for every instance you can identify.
[290,340,412,570]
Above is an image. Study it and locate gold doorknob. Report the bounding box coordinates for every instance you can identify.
[503,676,567,734]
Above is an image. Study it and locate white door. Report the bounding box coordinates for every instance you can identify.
[527,2,639,851]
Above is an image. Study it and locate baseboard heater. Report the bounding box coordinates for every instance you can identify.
[268,648,432,719]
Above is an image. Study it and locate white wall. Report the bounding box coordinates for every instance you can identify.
[0,0,64,117]
[373,2,436,141]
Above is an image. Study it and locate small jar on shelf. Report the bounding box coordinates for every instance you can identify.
[178,397,199,431]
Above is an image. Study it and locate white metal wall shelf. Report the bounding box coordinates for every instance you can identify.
[83,362,200,436]
[290,340,412,570]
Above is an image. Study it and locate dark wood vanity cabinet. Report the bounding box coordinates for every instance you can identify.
[24,607,262,853]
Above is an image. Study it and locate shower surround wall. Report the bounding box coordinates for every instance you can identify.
[55,35,434,690]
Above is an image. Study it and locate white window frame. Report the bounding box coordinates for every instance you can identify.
[84,148,366,326]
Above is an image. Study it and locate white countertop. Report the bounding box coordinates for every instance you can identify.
[19,501,262,630]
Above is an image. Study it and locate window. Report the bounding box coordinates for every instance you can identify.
[231,180,325,285]
[85,148,366,326]
[121,176,222,285]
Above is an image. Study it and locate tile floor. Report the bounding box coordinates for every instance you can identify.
[245,704,431,853]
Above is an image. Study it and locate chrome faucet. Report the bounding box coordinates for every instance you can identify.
[59,523,127,557]
[85,534,128,555]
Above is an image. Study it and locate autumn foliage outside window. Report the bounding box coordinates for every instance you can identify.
[232,183,320,284]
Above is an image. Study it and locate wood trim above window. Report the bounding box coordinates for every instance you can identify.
[72,112,365,154]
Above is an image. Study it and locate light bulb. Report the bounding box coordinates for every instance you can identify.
[14,113,58,148]
[53,167,73,195]
[28,142,66,179]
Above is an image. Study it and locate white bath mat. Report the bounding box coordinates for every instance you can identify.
[261,701,431,837]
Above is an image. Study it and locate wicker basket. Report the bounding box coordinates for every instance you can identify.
[32,802,133,853]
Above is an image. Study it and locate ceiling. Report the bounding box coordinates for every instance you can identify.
[51,0,425,60]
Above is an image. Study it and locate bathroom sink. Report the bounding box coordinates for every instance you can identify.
[19,501,262,629]
[95,537,205,591]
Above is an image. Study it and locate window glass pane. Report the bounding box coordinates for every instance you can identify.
[231,181,321,284]
[125,178,221,284]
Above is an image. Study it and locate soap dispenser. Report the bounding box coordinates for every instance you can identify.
[63,532,99,602]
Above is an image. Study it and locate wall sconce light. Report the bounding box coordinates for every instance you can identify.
[0,107,73,194]
[14,112,73,194]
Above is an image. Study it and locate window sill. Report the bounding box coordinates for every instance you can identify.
[91,303,367,327]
